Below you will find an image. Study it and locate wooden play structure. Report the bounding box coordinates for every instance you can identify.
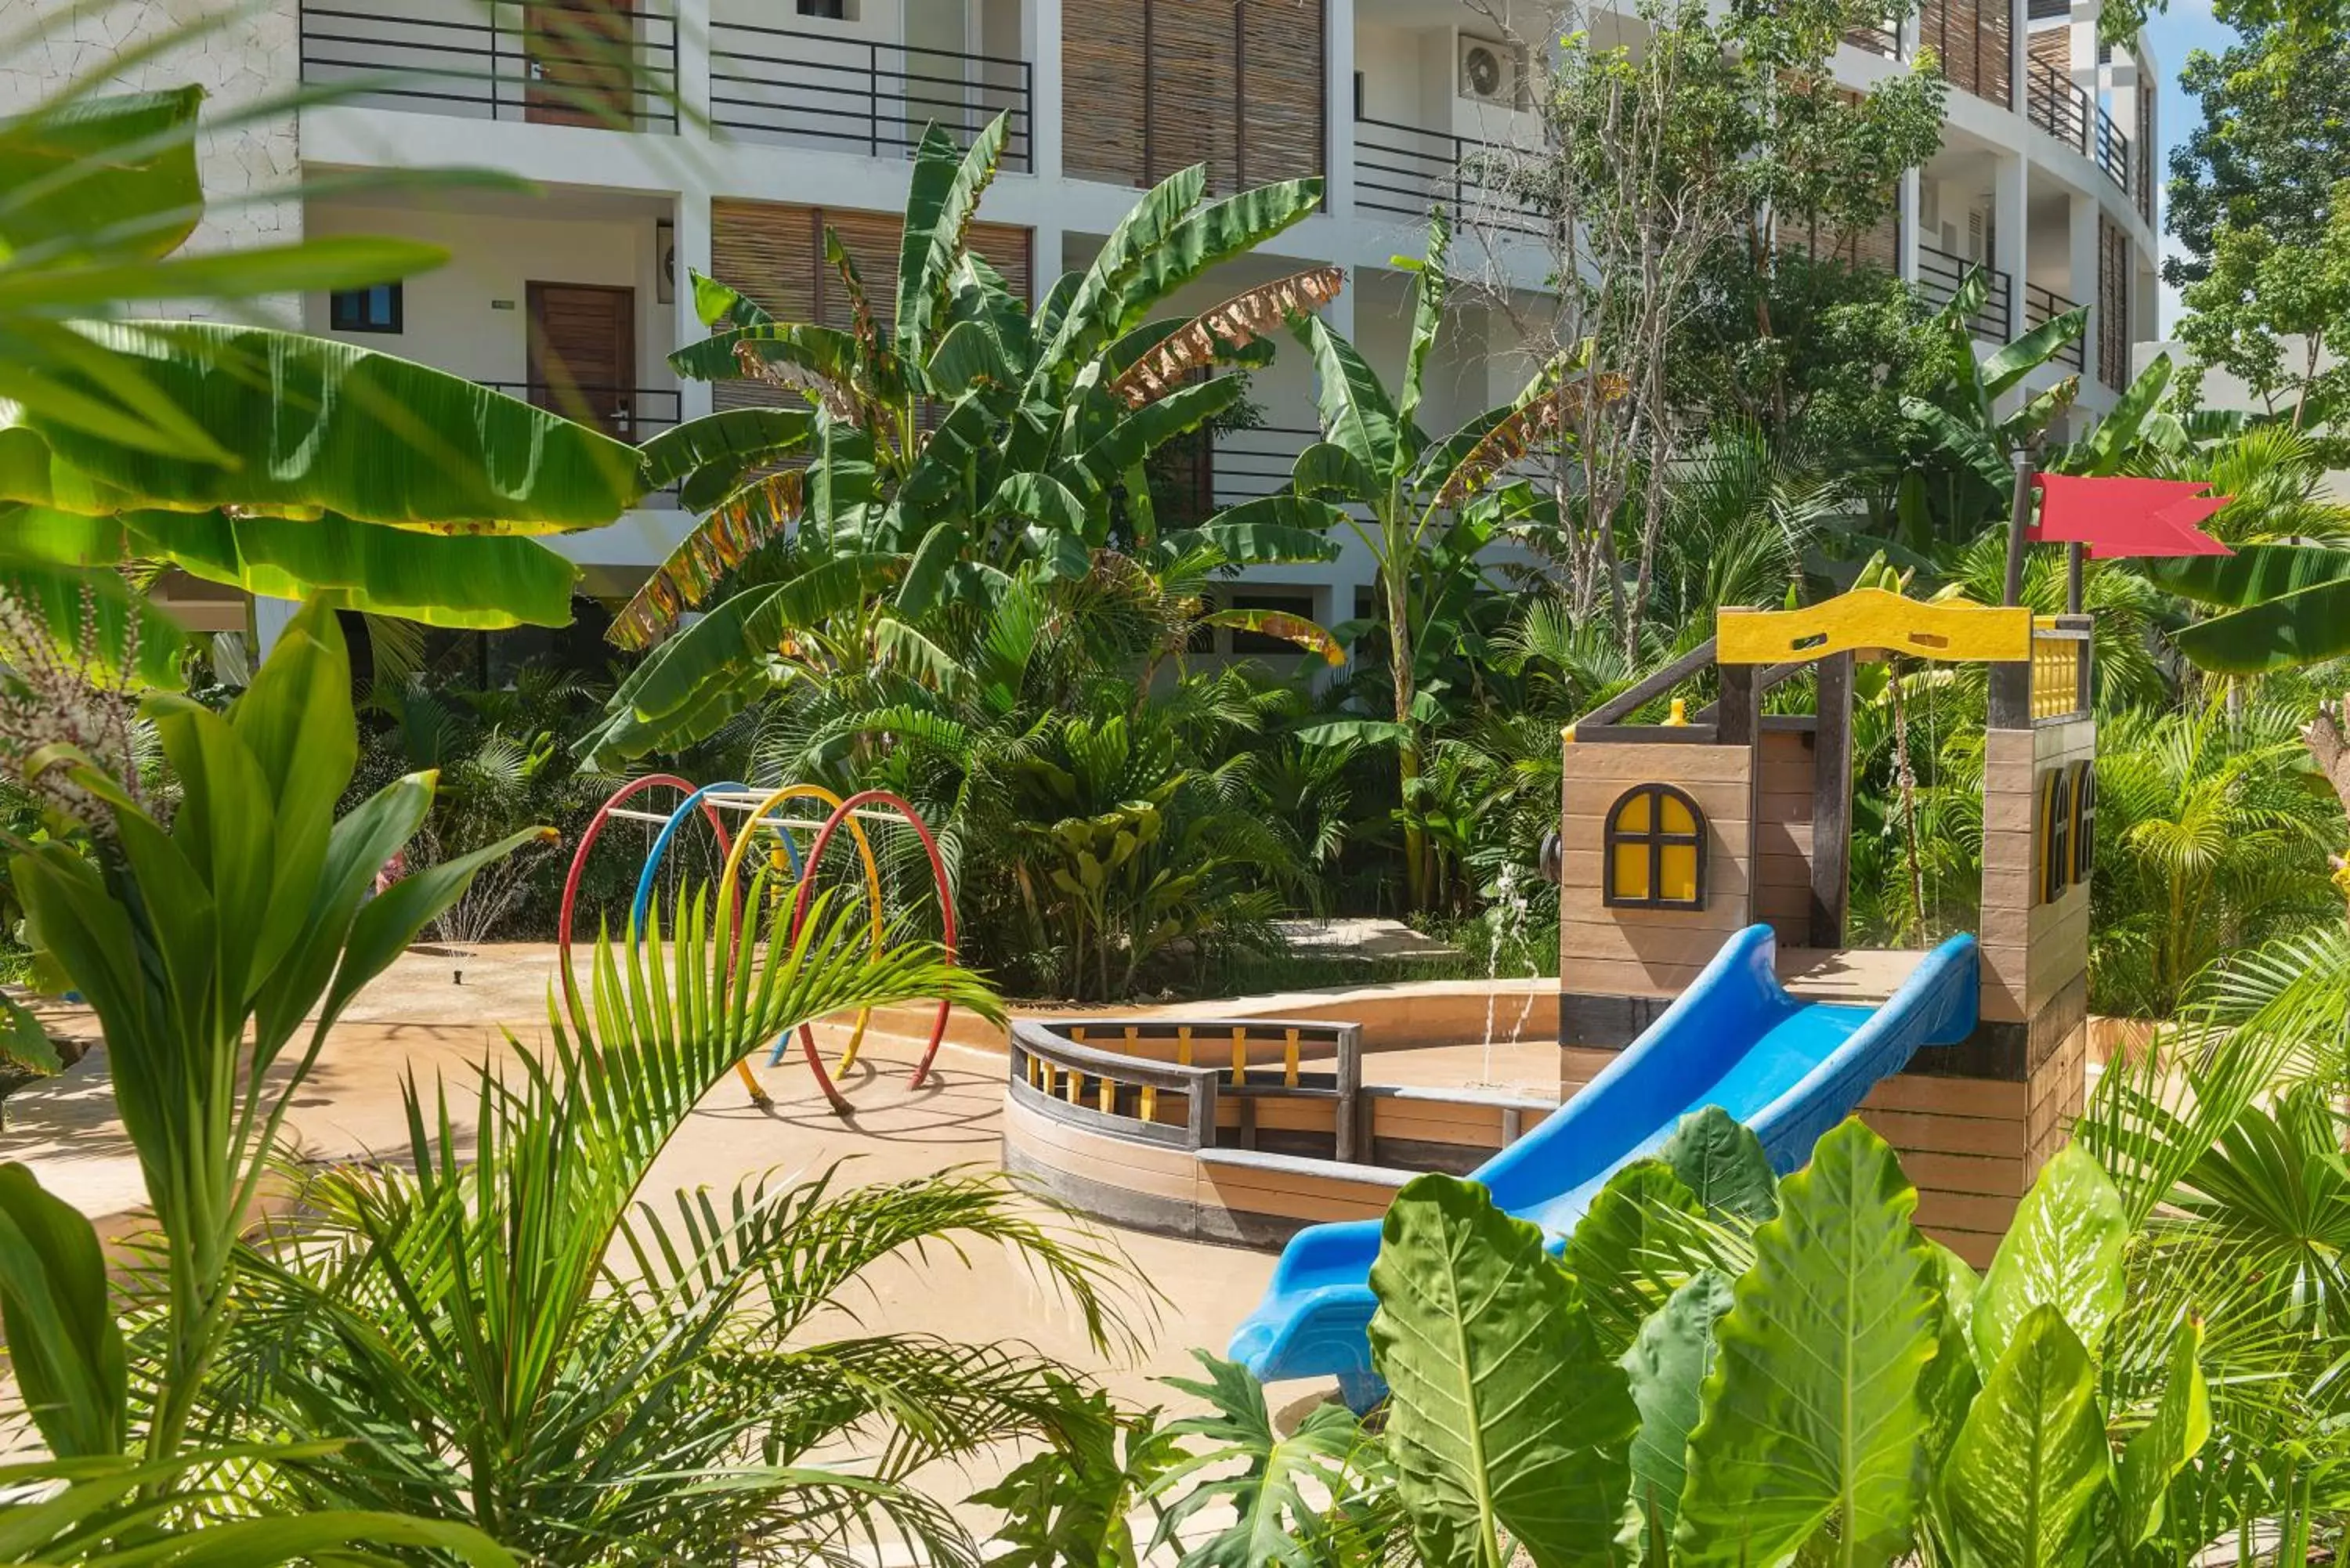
[1557,587,2097,1263]
[1000,1018,1553,1245]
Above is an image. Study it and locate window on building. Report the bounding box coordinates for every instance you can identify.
[1603,784,1708,910]
[1228,591,1317,656]
[329,283,403,334]
[797,0,851,16]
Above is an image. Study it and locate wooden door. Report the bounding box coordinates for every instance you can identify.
[526,283,637,438]
[525,0,635,128]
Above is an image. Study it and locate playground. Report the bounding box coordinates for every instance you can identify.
[11,574,2117,1420]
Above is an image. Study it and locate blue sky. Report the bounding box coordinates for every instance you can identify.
[2142,0,2235,330]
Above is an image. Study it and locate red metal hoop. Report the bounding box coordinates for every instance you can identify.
[786,789,958,1115]
[556,775,732,1032]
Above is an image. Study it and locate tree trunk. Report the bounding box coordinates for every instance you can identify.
[2301,696,2350,919]
[1389,566,1427,912]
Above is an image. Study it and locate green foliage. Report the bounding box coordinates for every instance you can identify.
[0,82,650,648]
[2177,177,2350,439]
[2087,696,2345,1017]
[1148,1353,1394,1568]
[1130,1113,2251,1568]
[2164,27,2350,294]
[1367,1174,1637,1568]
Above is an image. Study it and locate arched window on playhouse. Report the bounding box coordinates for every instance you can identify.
[2038,768,2074,905]
[2068,760,2095,886]
[1603,783,1708,910]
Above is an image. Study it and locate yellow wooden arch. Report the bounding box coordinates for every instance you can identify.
[1718,588,2032,666]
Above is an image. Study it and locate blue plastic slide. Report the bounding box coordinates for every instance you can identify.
[1227,923,1979,1396]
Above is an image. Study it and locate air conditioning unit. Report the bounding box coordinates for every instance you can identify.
[1459,36,1518,105]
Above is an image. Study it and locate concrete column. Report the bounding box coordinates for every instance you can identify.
[2008,0,2028,114]
[674,0,710,131]
[1993,153,2027,339]
[2068,187,2099,379]
[674,187,715,421]
[251,596,300,660]
[1028,0,1063,184]
[1898,168,1923,284]
[1324,0,1357,220]
[2069,0,2097,99]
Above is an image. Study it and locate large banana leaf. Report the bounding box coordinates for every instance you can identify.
[895,117,1007,374]
[7,322,645,529]
[1982,308,2088,400]
[0,505,577,631]
[1675,1120,1941,1568]
[1293,314,1401,479]
[1937,1305,2110,1568]
[2077,356,2173,475]
[1368,1173,1637,1568]
[1035,165,1209,379]
[1107,179,1325,335]
[1394,214,1449,450]
[2149,544,2350,673]
[1971,1144,2126,1371]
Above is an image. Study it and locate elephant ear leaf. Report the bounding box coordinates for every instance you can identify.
[1973,1143,2125,1371]
[0,1162,125,1458]
[1938,1305,2110,1568]
[1661,1107,1779,1223]
[1675,1120,1941,1568]
[1625,1270,1735,1558]
[1369,1172,1637,1568]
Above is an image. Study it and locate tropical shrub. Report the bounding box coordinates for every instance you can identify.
[1129,1112,2223,1568]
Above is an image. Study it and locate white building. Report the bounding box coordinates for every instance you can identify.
[5,0,2164,648]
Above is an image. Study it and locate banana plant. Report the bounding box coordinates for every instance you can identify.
[586,115,1345,765]
[0,85,682,656]
[1240,212,1607,911]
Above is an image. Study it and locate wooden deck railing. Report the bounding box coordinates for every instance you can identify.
[1007,1018,1364,1162]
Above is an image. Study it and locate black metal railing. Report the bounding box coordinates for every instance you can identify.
[1211,425,1319,510]
[2094,108,2131,192]
[1918,244,2012,341]
[2026,57,2090,155]
[2022,282,2086,371]
[478,382,682,443]
[708,21,1032,168]
[298,2,678,131]
[2025,58,2131,197]
[1354,117,1546,237]
[1843,22,1900,56]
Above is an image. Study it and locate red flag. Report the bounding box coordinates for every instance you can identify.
[2028,472,2232,557]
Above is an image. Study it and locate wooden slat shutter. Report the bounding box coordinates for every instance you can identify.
[1062,0,1323,192]
[1063,6,1147,186]
[2096,214,2129,388]
[1238,0,1324,188]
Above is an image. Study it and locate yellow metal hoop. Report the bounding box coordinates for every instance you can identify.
[714,783,888,1099]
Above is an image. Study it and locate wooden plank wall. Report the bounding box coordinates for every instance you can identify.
[1559,742,1754,998]
[1979,719,2092,1023]
[1752,726,1817,946]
